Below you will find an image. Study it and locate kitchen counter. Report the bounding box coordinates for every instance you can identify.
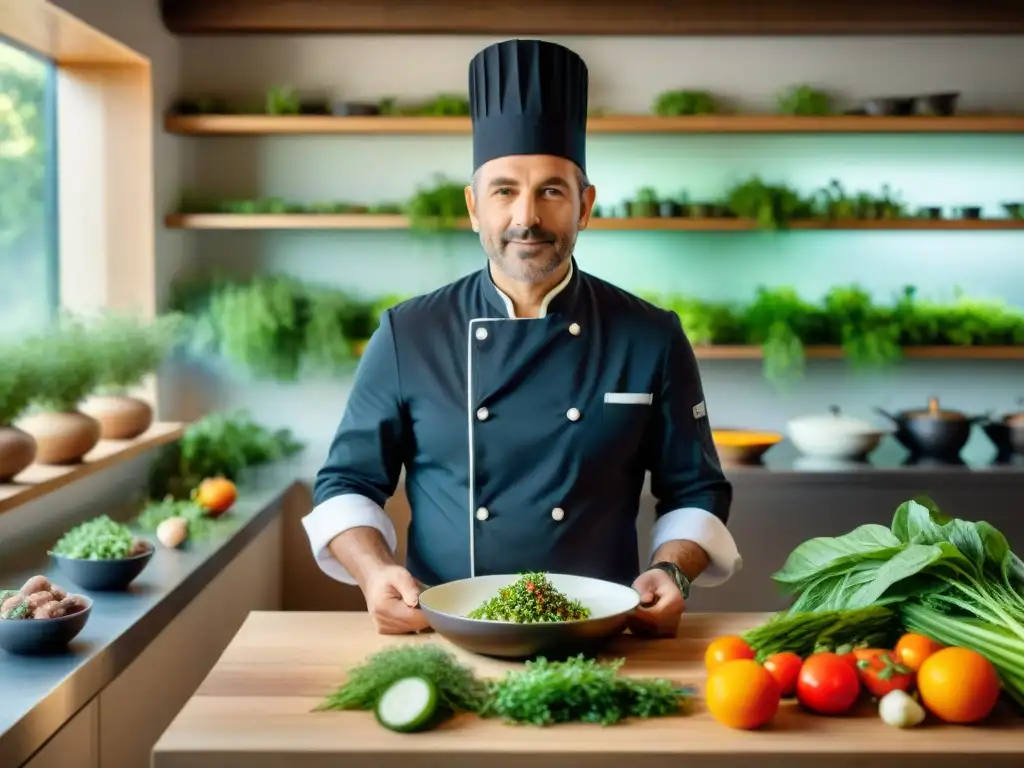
[152,611,1023,768]
[0,470,298,768]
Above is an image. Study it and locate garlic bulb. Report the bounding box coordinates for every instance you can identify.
[156,516,189,549]
[878,689,926,728]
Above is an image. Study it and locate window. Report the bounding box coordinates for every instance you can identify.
[0,35,58,338]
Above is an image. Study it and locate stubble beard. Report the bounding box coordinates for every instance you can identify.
[485,232,576,285]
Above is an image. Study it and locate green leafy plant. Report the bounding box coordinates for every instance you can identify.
[147,410,305,499]
[0,340,37,426]
[171,275,410,381]
[22,318,102,413]
[777,85,832,116]
[134,495,238,541]
[89,312,188,394]
[266,85,300,115]
[652,89,717,116]
[725,176,814,230]
[405,174,468,232]
[629,186,659,218]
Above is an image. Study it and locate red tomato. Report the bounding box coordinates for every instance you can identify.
[796,652,862,715]
[852,649,914,698]
[763,652,802,697]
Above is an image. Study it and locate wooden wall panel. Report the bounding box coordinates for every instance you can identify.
[159,0,1024,36]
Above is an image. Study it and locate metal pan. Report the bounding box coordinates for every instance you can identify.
[418,573,640,660]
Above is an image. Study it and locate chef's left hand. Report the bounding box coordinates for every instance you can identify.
[628,567,685,638]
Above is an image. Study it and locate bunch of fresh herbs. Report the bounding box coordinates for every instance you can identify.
[50,515,137,560]
[316,644,490,714]
[764,497,1024,706]
[482,654,693,726]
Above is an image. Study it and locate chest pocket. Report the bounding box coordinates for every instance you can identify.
[583,391,654,467]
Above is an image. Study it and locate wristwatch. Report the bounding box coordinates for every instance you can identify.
[647,561,691,599]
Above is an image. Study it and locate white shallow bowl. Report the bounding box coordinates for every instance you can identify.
[786,422,887,460]
[418,573,640,659]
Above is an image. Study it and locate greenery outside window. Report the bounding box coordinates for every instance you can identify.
[0,34,58,338]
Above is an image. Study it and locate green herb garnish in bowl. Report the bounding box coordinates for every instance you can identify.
[467,572,591,623]
[50,515,149,560]
[49,515,154,591]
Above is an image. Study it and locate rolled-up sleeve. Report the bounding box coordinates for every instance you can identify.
[645,312,741,587]
[302,310,407,584]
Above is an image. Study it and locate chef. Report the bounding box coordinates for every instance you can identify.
[304,39,740,637]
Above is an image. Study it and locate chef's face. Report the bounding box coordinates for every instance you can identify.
[466,154,596,284]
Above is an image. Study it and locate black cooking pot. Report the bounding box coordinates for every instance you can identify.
[981,398,1024,460]
[874,397,986,460]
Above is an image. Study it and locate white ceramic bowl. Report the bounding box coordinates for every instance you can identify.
[786,421,887,460]
[418,573,640,659]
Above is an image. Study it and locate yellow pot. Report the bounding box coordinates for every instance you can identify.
[16,410,102,465]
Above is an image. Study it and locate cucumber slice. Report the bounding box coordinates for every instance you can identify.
[374,676,441,733]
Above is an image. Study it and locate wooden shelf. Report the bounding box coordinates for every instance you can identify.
[694,346,1024,361]
[164,213,1024,232]
[0,422,185,516]
[163,113,1024,136]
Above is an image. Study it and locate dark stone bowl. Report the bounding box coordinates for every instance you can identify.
[50,544,154,591]
[0,596,92,655]
[418,573,640,660]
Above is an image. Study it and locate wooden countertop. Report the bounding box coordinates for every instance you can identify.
[152,611,1023,768]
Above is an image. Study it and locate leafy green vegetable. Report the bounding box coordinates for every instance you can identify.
[742,605,899,661]
[483,655,693,726]
[315,644,491,714]
[50,515,143,560]
[767,496,1024,707]
[467,572,591,623]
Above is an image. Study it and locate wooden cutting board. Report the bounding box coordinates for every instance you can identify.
[152,611,1023,768]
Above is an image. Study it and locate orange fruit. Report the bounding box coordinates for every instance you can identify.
[193,476,237,518]
[917,647,1001,723]
[894,633,944,672]
[705,658,781,730]
[704,635,756,672]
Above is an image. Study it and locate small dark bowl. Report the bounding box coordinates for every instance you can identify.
[914,92,960,117]
[50,544,154,591]
[863,97,915,116]
[0,596,92,655]
[956,206,982,220]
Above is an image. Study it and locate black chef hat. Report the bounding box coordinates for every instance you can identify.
[468,39,589,174]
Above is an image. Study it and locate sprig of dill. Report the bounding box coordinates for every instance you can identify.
[314,644,490,714]
[482,654,694,726]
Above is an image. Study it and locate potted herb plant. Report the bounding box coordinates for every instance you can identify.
[16,320,103,465]
[0,341,38,481]
[629,187,659,218]
[80,313,186,440]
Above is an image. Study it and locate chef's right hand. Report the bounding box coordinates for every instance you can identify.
[363,565,430,634]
